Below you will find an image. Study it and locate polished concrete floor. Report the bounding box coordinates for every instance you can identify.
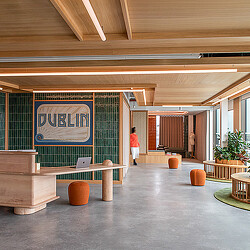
[0,160,249,250]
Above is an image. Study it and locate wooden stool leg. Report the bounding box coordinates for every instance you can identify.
[102,169,113,201]
[14,204,47,215]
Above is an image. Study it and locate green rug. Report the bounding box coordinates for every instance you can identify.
[206,178,231,183]
[214,188,250,211]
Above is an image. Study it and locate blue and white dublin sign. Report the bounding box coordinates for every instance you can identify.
[34,100,93,146]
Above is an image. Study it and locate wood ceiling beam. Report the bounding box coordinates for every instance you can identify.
[0,80,19,89]
[133,88,155,106]
[133,92,144,106]
[1,30,249,45]
[50,0,84,41]
[18,84,157,90]
[132,30,250,40]
[0,64,249,74]
[1,46,250,58]
[202,73,250,104]
[153,102,205,106]
[119,0,132,40]
[228,88,250,100]
[0,57,250,69]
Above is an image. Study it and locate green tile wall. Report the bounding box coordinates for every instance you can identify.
[35,93,93,100]
[7,92,120,181]
[35,146,92,180]
[34,92,120,181]
[8,93,33,150]
[94,93,120,180]
[0,93,5,150]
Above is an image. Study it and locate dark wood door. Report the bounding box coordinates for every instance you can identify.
[148,116,156,150]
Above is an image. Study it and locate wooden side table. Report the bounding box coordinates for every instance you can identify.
[231,173,250,204]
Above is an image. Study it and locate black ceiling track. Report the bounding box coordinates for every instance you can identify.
[201,52,250,58]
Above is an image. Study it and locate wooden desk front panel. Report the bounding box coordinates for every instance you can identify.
[0,174,56,207]
[0,154,36,174]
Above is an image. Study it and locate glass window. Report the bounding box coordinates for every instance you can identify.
[246,98,250,143]
[228,110,233,132]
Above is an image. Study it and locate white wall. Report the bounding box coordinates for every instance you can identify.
[123,99,130,177]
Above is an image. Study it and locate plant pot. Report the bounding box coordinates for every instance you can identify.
[222,159,229,164]
[228,160,244,165]
[215,158,222,164]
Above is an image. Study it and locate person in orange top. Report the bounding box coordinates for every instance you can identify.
[130,127,140,165]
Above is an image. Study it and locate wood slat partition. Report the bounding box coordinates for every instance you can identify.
[148,115,156,150]
[159,116,184,149]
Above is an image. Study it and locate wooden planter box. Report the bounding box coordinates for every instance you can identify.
[215,158,244,165]
[204,160,248,181]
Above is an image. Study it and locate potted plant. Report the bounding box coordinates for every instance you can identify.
[214,130,250,166]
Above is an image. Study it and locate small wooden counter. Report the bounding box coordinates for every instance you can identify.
[130,150,182,164]
[203,160,248,181]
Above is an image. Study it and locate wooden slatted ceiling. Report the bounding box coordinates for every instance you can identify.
[1,0,250,38]
[0,0,249,106]
[0,0,73,37]
[50,0,126,38]
[0,37,250,57]
[0,72,247,104]
[90,0,126,34]
[0,0,249,56]
[129,0,250,32]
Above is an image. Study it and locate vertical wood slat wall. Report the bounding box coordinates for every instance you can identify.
[148,115,156,150]
[159,116,184,149]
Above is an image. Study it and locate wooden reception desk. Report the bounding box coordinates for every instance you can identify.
[130,150,182,164]
[0,151,125,215]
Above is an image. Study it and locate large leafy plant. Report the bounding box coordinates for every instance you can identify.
[214,130,250,163]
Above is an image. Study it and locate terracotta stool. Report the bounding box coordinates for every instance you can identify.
[168,158,179,169]
[190,169,206,186]
[68,181,90,205]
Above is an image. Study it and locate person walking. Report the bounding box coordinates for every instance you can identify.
[130,127,140,165]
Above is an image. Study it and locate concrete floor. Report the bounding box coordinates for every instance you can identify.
[0,160,249,250]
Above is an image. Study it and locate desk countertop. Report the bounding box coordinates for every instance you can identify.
[0,164,126,176]
[39,164,126,176]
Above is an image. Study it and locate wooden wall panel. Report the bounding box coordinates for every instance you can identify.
[132,111,147,154]
[196,111,207,161]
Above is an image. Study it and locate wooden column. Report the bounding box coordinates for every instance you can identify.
[233,97,241,131]
[102,169,113,201]
[220,99,228,147]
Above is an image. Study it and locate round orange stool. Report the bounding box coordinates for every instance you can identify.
[190,169,206,186]
[168,158,179,169]
[68,181,90,205]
